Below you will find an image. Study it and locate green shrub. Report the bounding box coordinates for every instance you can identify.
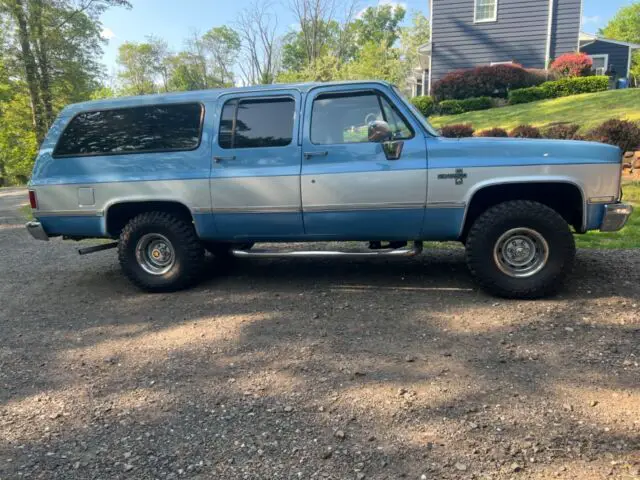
[587,119,640,152]
[540,76,609,98]
[508,76,609,105]
[476,127,509,137]
[510,125,542,139]
[438,100,465,115]
[438,96,493,115]
[440,124,475,138]
[508,86,548,105]
[410,96,435,117]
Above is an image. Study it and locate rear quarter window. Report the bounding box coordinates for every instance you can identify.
[53,103,204,158]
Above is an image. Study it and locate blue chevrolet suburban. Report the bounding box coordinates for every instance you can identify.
[26,81,632,298]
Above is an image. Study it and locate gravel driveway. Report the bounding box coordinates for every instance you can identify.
[1,188,638,480]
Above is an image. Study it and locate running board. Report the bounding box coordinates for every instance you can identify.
[232,242,423,258]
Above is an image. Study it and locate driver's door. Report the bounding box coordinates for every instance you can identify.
[300,84,428,240]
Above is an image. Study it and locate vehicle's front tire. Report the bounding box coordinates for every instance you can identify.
[465,200,575,299]
[118,212,205,292]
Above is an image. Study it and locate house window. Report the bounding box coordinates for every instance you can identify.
[475,0,498,23]
[588,54,609,75]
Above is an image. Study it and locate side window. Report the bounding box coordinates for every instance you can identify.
[219,97,295,149]
[53,103,203,157]
[380,96,413,140]
[310,91,414,145]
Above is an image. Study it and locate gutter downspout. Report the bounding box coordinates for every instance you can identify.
[545,0,555,69]
[427,0,433,96]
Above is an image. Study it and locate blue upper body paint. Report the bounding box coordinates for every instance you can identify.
[29,80,620,241]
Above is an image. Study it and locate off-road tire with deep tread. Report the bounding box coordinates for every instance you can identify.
[118,212,205,292]
[465,200,575,299]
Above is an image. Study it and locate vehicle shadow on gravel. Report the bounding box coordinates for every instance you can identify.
[2,246,639,479]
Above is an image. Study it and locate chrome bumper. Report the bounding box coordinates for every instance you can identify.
[600,203,633,232]
[26,221,49,241]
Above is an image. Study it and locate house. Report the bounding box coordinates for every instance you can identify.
[409,0,640,97]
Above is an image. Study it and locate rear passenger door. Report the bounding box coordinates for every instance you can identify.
[209,90,303,239]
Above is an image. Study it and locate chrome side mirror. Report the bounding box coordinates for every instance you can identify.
[368,120,404,160]
[382,140,404,160]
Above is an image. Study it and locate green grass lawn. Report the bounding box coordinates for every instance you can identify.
[430,89,640,133]
[574,181,640,249]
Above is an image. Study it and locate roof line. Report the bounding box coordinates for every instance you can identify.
[579,32,640,49]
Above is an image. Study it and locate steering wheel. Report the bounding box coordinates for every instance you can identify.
[365,113,378,125]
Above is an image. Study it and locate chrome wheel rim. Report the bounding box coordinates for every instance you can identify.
[493,228,549,278]
[135,233,175,275]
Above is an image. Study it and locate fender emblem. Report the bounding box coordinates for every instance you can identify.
[437,168,467,185]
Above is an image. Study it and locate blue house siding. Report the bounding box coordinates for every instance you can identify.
[550,0,581,59]
[581,40,631,78]
[429,0,585,93]
[430,0,549,86]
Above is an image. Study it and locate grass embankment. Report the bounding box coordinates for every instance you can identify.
[575,181,640,249]
[430,89,640,133]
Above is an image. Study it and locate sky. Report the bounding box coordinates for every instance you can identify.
[98,0,637,74]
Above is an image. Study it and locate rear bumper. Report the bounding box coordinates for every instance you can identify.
[600,203,633,232]
[26,221,50,241]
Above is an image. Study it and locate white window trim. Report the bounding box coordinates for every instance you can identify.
[588,54,609,74]
[474,0,498,23]
[490,61,513,66]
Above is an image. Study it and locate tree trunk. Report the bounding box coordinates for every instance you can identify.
[10,0,46,144]
[30,0,55,129]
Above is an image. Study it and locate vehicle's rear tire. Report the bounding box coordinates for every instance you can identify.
[465,200,575,299]
[118,212,205,292]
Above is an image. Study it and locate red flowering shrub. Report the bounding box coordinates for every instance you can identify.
[476,127,509,137]
[510,125,542,139]
[432,64,546,101]
[440,124,475,138]
[543,123,581,140]
[550,53,593,78]
[587,119,640,153]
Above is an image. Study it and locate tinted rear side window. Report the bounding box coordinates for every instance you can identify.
[219,97,295,149]
[53,103,203,157]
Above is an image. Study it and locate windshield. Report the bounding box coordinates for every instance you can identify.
[392,85,439,137]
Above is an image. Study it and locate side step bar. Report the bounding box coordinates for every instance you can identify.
[232,242,423,258]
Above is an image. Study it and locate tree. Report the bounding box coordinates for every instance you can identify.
[236,0,281,84]
[599,2,640,85]
[400,11,430,73]
[117,41,158,95]
[344,41,405,84]
[201,26,241,86]
[0,0,131,142]
[147,36,171,92]
[351,4,406,50]
[167,51,209,91]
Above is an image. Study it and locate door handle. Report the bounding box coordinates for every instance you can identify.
[213,155,236,163]
[304,151,328,159]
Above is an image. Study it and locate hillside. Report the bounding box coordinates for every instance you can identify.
[429,89,640,133]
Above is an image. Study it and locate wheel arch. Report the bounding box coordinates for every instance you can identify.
[105,199,195,238]
[460,179,586,241]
